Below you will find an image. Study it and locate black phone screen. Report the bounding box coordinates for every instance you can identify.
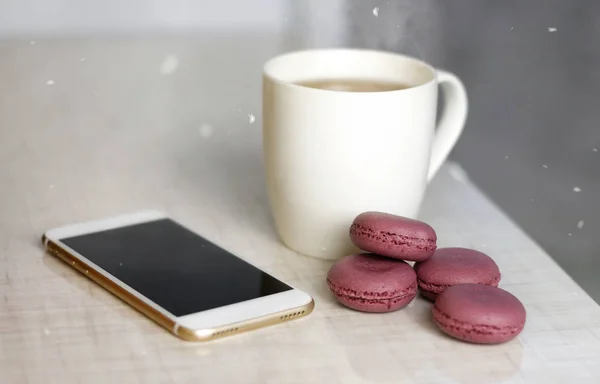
[60,218,292,317]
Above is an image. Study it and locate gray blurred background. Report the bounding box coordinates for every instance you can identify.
[1,0,598,301]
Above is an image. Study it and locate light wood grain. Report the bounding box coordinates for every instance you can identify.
[1,37,600,384]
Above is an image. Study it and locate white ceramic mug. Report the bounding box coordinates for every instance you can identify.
[263,49,468,260]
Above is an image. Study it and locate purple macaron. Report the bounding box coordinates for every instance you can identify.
[433,283,526,344]
[326,253,417,313]
[349,212,437,261]
[414,247,501,300]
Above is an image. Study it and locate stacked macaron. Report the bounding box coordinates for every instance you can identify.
[326,211,526,344]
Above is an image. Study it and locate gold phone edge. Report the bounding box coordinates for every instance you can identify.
[41,234,315,342]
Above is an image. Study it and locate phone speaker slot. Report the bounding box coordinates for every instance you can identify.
[279,310,306,320]
[213,327,240,337]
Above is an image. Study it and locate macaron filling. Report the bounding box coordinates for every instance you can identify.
[327,278,417,311]
[433,306,524,337]
[350,223,437,251]
[327,278,416,300]
[418,273,501,298]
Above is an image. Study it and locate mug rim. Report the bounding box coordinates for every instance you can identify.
[263,48,437,93]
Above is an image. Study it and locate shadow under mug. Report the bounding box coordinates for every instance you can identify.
[263,49,468,260]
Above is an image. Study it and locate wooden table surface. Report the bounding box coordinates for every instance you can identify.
[1,37,600,384]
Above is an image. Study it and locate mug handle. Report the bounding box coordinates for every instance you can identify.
[427,69,469,181]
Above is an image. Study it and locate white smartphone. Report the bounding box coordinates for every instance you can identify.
[42,210,314,341]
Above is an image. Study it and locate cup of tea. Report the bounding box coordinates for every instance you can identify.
[263,49,468,259]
